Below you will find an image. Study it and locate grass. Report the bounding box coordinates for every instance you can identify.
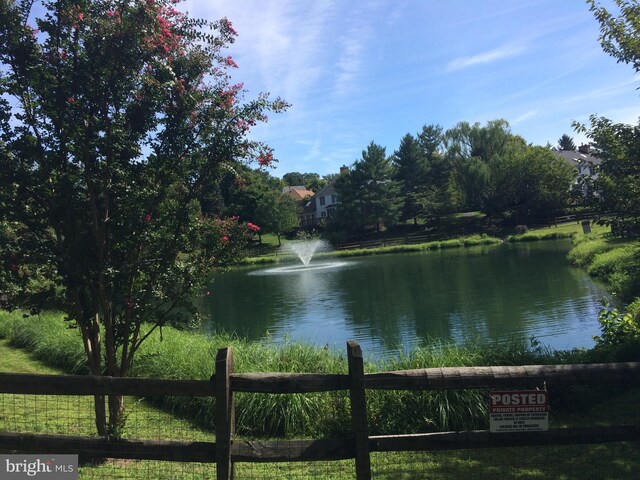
[1,310,634,439]
[3,338,640,479]
[243,221,608,264]
[567,234,640,301]
[507,221,610,242]
[0,313,549,438]
[332,234,503,258]
[240,233,504,264]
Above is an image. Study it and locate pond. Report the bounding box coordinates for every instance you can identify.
[202,240,613,358]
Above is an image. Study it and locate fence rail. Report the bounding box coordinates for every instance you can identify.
[1,342,640,479]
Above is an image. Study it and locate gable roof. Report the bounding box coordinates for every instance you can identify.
[553,148,601,168]
[283,186,315,201]
[313,181,336,198]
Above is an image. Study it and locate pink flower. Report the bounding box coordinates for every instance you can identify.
[246,222,261,232]
[77,12,84,21]
[221,235,229,242]
[67,97,76,103]
[257,151,273,167]
[221,18,237,36]
[225,56,238,68]
[144,214,152,222]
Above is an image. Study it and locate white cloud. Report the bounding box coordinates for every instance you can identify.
[183,1,336,107]
[445,43,526,72]
[513,110,538,124]
[561,75,640,106]
[334,21,371,97]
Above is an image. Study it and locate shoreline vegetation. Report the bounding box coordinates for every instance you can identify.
[2,222,640,477]
[240,220,608,265]
[3,338,640,480]
[0,308,611,438]
[1,220,639,440]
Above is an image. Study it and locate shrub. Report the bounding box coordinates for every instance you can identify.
[594,299,640,347]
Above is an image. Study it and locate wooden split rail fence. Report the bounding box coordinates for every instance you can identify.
[1,340,640,479]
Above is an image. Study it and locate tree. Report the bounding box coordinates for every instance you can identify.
[335,142,402,234]
[579,1,640,236]
[393,133,426,224]
[558,134,577,151]
[0,0,287,435]
[222,167,300,244]
[515,146,576,221]
[444,119,514,213]
[262,194,300,245]
[282,171,305,186]
[416,124,453,224]
[587,0,640,73]
[282,171,325,191]
[575,116,640,235]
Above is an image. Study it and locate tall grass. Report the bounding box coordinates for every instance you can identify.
[334,234,502,258]
[567,235,616,267]
[0,311,590,438]
[567,235,640,300]
[508,231,576,242]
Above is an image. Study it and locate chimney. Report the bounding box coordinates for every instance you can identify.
[340,165,349,175]
[578,144,591,154]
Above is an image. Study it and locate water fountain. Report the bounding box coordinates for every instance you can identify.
[250,239,348,275]
[283,239,330,265]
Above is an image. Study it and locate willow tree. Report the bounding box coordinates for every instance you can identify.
[0,0,287,435]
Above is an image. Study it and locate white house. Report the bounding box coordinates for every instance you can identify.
[300,167,347,227]
[553,144,601,197]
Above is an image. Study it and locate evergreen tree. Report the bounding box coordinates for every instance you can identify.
[416,124,453,224]
[558,134,576,151]
[334,142,402,234]
[393,133,426,224]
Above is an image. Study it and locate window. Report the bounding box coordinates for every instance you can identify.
[321,211,327,217]
[331,194,337,204]
[319,196,326,206]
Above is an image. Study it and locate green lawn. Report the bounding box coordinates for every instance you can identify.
[2,339,640,479]
[511,220,610,240]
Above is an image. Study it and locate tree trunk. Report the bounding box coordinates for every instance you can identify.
[93,395,107,436]
[108,395,126,436]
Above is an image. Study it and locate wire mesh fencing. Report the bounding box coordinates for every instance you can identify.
[3,348,640,479]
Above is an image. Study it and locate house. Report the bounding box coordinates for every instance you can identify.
[553,144,601,197]
[299,167,347,227]
[282,186,315,203]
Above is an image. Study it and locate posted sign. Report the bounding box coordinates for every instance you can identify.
[489,390,549,433]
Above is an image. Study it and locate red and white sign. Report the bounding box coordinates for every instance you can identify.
[489,390,549,433]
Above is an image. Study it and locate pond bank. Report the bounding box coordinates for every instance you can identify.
[241,221,607,265]
[0,309,596,438]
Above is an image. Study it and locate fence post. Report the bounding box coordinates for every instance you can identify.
[347,340,372,480]
[216,347,235,480]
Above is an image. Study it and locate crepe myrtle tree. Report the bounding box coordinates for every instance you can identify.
[0,0,287,436]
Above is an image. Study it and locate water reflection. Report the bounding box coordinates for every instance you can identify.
[203,241,613,358]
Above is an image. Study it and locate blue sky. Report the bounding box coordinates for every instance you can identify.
[181,0,639,178]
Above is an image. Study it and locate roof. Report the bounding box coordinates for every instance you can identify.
[553,148,602,168]
[313,182,336,198]
[283,186,315,202]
